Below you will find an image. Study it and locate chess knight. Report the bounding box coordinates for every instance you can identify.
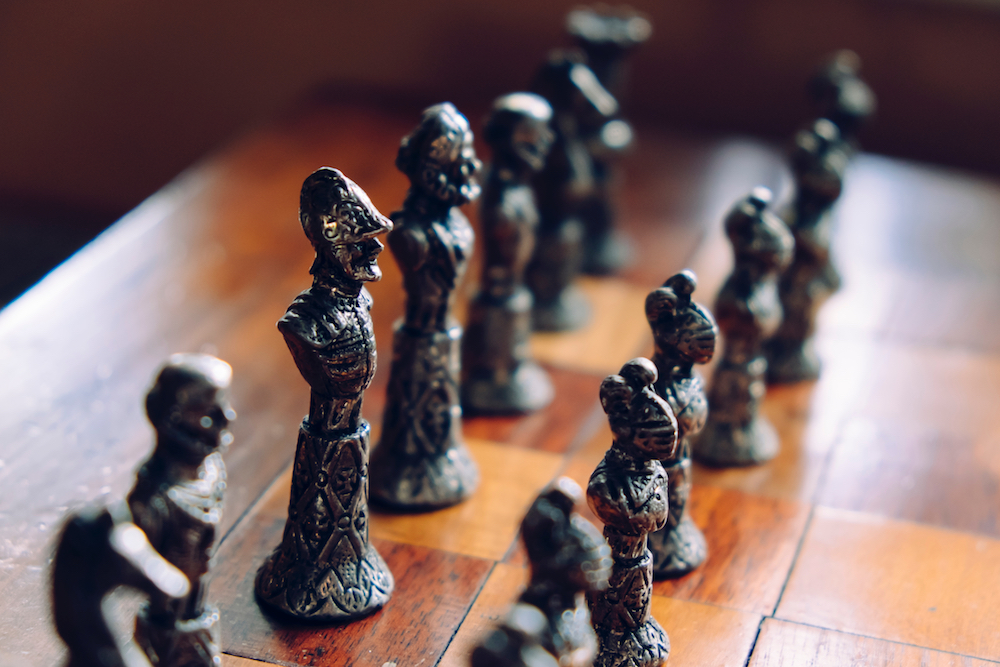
[256,167,394,621]
[127,354,236,667]
[588,358,676,667]
[370,102,481,509]
[645,270,718,578]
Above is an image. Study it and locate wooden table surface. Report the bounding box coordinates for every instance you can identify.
[1,100,999,667]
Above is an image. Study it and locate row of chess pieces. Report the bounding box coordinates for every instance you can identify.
[49,6,875,667]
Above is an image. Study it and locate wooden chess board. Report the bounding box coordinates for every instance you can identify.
[1,101,999,667]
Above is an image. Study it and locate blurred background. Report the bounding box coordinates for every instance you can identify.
[1,0,998,305]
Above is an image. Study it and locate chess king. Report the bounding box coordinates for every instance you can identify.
[256,167,394,621]
[370,102,481,509]
[127,354,236,667]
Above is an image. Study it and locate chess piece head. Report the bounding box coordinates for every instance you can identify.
[806,50,876,141]
[600,358,678,460]
[724,187,794,275]
[791,119,848,204]
[531,49,618,132]
[397,102,482,207]
[645,270,718,366]
[566,5,652,73]
[146,353,235,466]
[300,167,393,284]
[484,93,555,174]
[521,477,611,595]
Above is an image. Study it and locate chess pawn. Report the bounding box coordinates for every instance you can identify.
[462,93,556,414]
[766,120,849,383]
[695,189,794,467]
[256,168,394,621]
[370,103,481,509]
[644,270,718,578]
[127,354,235,667]
[587,358,676,667]
[52,504,190,667]
[806,50,876,153]
[518,477,612,667]
[527,50,617,331]
[566,5,652,275]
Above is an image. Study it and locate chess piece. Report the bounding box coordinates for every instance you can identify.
[462,93,556,414]
[126,354,234,667]
[470,604,560,667]
[52,504,190,667]
[256,167,394,620]
[370,102,481,509]
[806,50,875,153]
[766,120,848,383]
[644,270,718,578]
[566,5,652,275]
[528,50,617,331]
[587,358,676,667]
[694,189,794,467]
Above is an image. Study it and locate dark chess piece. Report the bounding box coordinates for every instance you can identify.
[694,189,794,467]
[766,120,849,383]
[528,49,618,331]
[470,604,560,667]
[566,5,652,275]
[370,102,481,509]
[256,167,394,621]
[52,503,190,667]
[587,358,676,667]
[127,354,235,667]
[644,270,718,578]
[806,50,876,153]
[462,93,556,414]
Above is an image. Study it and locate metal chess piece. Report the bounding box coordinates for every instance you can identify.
[766,120,849,383]
[471,604,560,667]
[462,93,556,414]
[256,167,394,621]
[528,49,617,331]
[644,270,718,578]
[52,503,190,667]
[695,188,794,467]
[127,354,235,667]
[806,50,876,153]
[587,358,676,667]
[370,102,481,509]
[566,5,652,275]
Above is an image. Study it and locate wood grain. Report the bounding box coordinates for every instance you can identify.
[777,507,1000,661]
[749,618,997,667]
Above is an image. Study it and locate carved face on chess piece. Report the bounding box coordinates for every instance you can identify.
[601,358,679,463]
[146,354,235,465]
[645,270,718,369]
[300,167,393,285]
[396,102,482,207]
[484,93,555,174]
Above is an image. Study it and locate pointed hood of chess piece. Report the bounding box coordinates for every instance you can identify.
[645,270,719,368]
[601,358,679,462]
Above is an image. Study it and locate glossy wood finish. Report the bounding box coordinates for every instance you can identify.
[2,101,999,666]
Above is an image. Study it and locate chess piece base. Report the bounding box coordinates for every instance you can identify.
[135,604,221,667]
[649,515,707,579]
[693,417,779,467]
[593,619,670,667]
[532,285,591,332]
[463,361,554,414]
[370,444,479,510]
[765,337,821,384]
[583,228,634,276]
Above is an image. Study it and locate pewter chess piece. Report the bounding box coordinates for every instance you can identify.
[644,270,718,578]
[471,604,560,667]
[462,93,556,414]
[806,50,876,153]
[766,120,848,383]
[127,354,235,667]
[528,50,617,331]
[587,358,676,667]
[256,167,394,621]
[370,102,481,509]
[694,189,794,467]
[566,5,652,275]
[52,504,190,667]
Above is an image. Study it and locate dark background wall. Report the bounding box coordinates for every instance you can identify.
[1,0,999,302]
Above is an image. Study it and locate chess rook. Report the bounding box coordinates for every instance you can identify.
[256,168,394,621]
[463,93,555,414]
[369,102,481,509]
[644,270,718,578]
[695,188,794,467]
[588,358,676,667]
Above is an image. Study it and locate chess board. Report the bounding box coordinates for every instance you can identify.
[1,101,999,667]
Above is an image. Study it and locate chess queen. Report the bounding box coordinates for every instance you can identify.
[369,102,481,509]
[256,167,394,621]
[587,358,676,667]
